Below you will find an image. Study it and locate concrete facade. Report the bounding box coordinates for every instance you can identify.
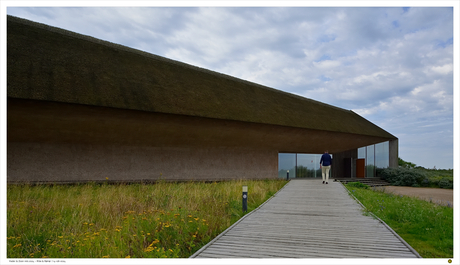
[8,143,277,183]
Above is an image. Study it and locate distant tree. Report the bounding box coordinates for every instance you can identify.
[398,157,416,169]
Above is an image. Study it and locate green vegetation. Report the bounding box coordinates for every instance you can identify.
[7,179,287,258]
[398,157,417,169]
[377,158,453,189]
[345,183,453,258]
[346,182,370,189]
[295,166,321,178]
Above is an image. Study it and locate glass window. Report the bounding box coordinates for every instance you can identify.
[358,147,366,159]
[366,145,375,178]
[278,153,296,178]
[375,141,389,169]
[297,154,321,178]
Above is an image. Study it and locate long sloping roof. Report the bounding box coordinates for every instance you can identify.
[7,15,396,139]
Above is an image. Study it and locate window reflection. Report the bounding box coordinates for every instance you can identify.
[278,153,296,178]
[278,153,329,178]
[366,145,375,178]
[358,147,366,159]
[375,141,389,169]
[278,142,388,179]
[357,141,390,178]
[297,154,322,178]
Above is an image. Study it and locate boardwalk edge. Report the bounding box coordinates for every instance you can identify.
[339,182,423,258]
[189,180,291,258]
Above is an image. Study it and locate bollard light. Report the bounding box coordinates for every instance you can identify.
[287,170,289,180]
[242,185,248,212]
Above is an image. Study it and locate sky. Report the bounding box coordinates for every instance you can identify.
[3,3,457,169]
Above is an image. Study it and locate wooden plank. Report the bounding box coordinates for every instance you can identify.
[191,179,421,259]
[201,243,416,258]
[199,242,417,258]
[210,239,415,255]
[218,234,407,248]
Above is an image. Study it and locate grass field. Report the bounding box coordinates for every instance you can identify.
[7,179,287,258]
[345,182,453,258]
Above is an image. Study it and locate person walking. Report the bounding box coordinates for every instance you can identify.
[320,151,332,184]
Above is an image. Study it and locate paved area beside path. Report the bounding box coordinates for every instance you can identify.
[375,186,453,207]
[191,179,421,259]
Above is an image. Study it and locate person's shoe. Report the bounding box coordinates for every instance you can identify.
[326,182,328,184]
[322,181,325,184]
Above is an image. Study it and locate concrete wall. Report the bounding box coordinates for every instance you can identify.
[8,143,277,183]
[331,149,358,179]
[389,139,399,168]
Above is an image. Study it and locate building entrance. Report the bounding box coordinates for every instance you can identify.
[278,153,330,179]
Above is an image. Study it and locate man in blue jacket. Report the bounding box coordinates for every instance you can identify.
[320,151,332,184]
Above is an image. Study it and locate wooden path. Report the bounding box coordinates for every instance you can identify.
[191,179,421,258]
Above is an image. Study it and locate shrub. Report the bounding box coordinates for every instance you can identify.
[346,182,369,189]
[421,178,430,187]
[379,167,426,187]
[438,178,453,189]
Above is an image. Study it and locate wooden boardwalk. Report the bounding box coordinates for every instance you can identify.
[191,179,421,258]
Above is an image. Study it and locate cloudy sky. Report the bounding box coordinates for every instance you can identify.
[4,4,456,169]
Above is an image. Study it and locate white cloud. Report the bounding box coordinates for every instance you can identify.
[430,64,453,75]
[312,60,341,70]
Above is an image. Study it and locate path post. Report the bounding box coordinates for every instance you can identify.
[242,185,248,212]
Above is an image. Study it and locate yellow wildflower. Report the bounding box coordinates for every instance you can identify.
[144,246,154,252]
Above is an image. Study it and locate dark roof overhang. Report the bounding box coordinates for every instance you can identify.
[7,15,397,146]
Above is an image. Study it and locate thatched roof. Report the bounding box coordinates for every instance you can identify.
[7,15,396,140]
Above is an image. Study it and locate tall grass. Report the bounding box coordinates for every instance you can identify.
[7,179,287,258]
[345,183,453,258]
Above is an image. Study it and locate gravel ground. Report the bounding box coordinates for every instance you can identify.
[375,186,453,207]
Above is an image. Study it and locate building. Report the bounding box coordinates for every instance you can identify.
[7,15,398,184]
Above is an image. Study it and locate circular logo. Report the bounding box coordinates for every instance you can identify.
[243,194,247,199]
